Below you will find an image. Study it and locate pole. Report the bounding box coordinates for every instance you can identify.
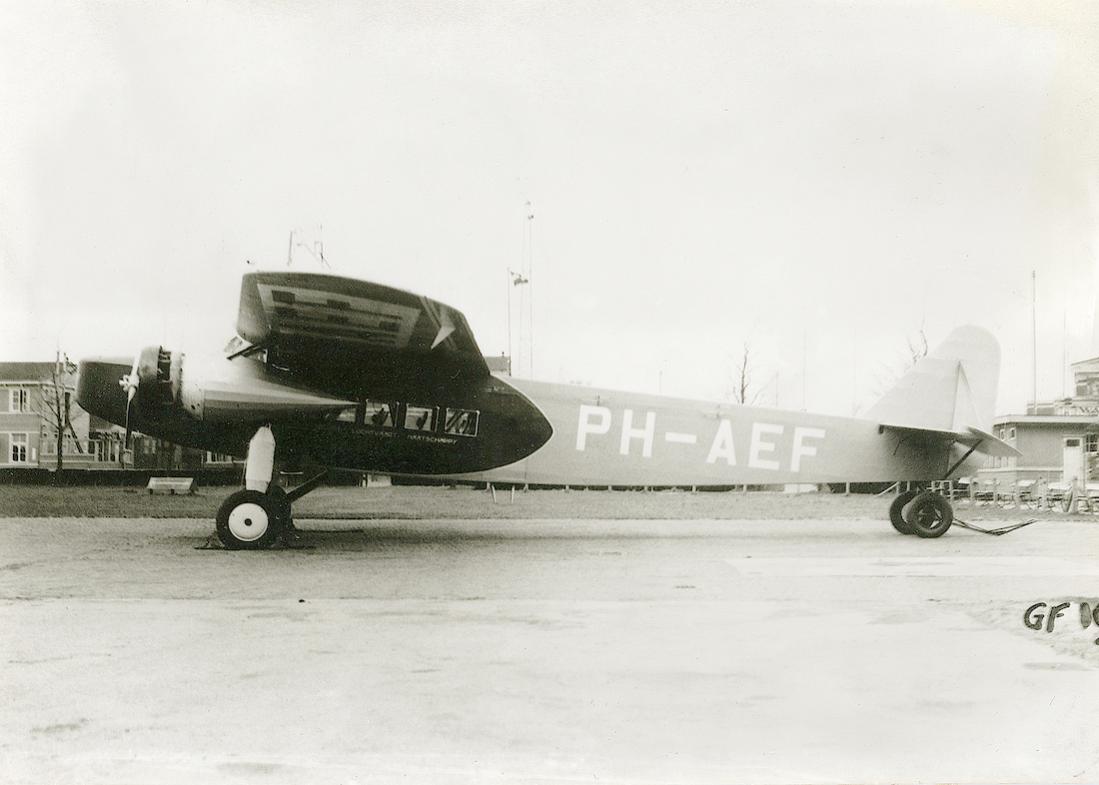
[1062,310,1067,399]
[506,270,512,374]
[526,201,535,378]
[1032,270,1037,406]
[802,330,808,411]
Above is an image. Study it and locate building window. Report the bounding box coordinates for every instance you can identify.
[10,433,28,463]
[1008,427,1016,440]
[998,427,1005,439]
[443,408,479,436]
[404,405,436,432]
[1087,434,1099,454]
[9,388,28,413]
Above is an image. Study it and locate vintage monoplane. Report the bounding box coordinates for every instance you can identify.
[77,271,1019,548]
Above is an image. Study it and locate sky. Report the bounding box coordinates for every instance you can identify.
[1,0,1097,418]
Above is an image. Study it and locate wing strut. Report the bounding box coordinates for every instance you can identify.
[944,441,982,479]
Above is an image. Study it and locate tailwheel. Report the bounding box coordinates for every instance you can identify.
[888,489,919,535]
[905,491,954,538]
[216,489,282,550]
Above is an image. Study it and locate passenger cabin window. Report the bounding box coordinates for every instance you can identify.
[365,401,396,428]
[444,408,479,437]
[404,405,436,432]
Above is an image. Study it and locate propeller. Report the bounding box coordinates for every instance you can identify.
[119,354,140,446]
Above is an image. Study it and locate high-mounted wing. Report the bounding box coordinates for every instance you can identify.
[236,271,490,386]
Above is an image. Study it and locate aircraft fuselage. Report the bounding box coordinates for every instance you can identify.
[78,356,960,485]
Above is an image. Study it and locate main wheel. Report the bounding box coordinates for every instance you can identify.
[905,491,953,538]
[216,489,282,550]
[889,489,919,535]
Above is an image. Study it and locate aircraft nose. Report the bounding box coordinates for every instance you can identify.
[76,358,133,427]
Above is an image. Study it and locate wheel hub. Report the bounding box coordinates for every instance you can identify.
[227,502,270,541]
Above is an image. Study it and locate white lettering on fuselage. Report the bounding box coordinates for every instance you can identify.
[576,404,612,451]
[620,409,656,457]
[748,423,783,470]
[791,427,826,472]
[706,420,736,465]
[574,407,826,473]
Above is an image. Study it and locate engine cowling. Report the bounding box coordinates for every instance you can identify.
[132,343,356,424]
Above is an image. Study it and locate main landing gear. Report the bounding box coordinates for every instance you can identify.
[888,487,953,538]
[214,425,326,550]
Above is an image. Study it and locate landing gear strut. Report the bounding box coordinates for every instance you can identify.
[214,425,324,550]
[888,486,954,538]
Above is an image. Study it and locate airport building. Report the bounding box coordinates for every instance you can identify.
[977,356,1099,489]
[0,360,95,468]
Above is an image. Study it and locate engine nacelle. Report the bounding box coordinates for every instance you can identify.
[134,344,355,423]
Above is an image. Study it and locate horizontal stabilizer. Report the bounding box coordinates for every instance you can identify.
[880,423,1021,458]
[963,425,1022,458]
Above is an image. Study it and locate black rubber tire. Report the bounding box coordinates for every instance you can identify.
[266,485,294,530]
[215,489,281,550]
[889,490,919,535]
[905,491,953,538]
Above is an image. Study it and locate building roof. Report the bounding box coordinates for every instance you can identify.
[994,414,1099,426]
[0,362,76,384]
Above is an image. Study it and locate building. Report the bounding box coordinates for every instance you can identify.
[978,356,1099,489]
[484,353,511,375]
[0,360,99,469]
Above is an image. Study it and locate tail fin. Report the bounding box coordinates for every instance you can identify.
[865,325,1000,433]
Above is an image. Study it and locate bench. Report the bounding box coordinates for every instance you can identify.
[146,477,196,495]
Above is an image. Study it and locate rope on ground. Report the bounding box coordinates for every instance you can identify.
[952,517,1039,536]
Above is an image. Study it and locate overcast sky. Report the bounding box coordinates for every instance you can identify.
[2,1,1097,417]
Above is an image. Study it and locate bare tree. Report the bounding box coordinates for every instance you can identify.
[36,353,82,473]
[732,341,760,405]
[906,328,929,368]
[869,326,934,406]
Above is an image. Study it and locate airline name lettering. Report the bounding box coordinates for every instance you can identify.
[575,404,825,472]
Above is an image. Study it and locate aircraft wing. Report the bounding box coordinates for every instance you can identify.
[880,423,1022,458]
[236,271,490,385]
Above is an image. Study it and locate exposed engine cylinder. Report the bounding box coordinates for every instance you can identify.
[135,345,183,411]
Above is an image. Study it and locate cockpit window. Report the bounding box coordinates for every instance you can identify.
[404,405,436,432]
[365,401,395,428]
[336,407,358,423]
[443,408,479,436]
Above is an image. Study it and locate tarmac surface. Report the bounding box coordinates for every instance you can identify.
[1,515,1098,784]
